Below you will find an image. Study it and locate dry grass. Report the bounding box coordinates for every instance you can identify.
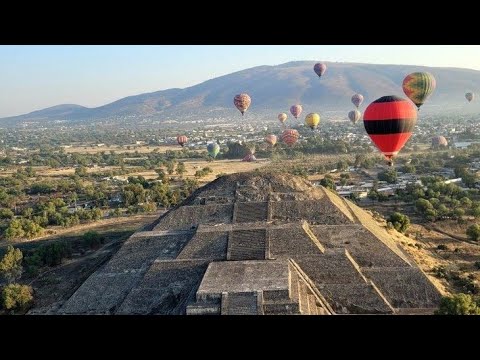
[63,145,185,154]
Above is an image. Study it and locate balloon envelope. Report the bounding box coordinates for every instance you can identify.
[314,63,327,78]
[402,72,436,109]
[177,135,188,147]
[282,129,299,146]
[363,95,417,162]
[466,92,474,102]
[233,93,251,115]
[432,136,448,148]
[305,113,320,130]
[290,105,303,119]
[207,143,220,158]
[348,110,361,124]
[265,134,277,146]
[351,94,364,108]
[278,113,288,124]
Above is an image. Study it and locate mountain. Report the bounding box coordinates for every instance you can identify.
[3,61,480,124]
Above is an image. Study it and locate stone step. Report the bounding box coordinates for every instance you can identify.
[234,202,268,223]
[186,303,221,315]
[228,229,266,260]
[263,301,300,315]
[224,292,258,315]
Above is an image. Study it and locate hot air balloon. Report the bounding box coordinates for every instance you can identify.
[402,72,436,110]
[305,113,320,130]
[290,105,303,119]
[233,93,251,115]
[207,143,220,159]
[177,135,188,147]
[242,153,257,162]
[282,129,299,146]
[432,136,448,148]
[363,95,417,166]
[351,94,364,109]
[348,110,361,124]
[466,92,474,102]
[314,63,327,78]
[265,134,277,146]
[278,113,288,125]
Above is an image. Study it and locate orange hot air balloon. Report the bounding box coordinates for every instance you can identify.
[233,93,251,115]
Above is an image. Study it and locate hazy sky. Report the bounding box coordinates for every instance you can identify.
[0,45,479,118]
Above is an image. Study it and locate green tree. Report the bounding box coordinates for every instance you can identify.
[0,246,23,283]
[1,284,33,312]
[367,189,379,203]
[466,224,480,241]
[176,162,186,177]
[377,168,397,184]
[166,161,175,175]
[402,163,416,174]
[320,175,336,191]
[416,199,434,213]
[0,208,14,219]
[4,219,25,240]
[388,212,410,233]
[75,166,88,177]
[82,231,106,250]
[336,160,348,171]
[435,293,480,315]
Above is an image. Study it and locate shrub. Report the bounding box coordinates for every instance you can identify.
[435,293,480,315]
[82,231,105,250]
[0,208,14,219]
[35,242,72,267]
[1,284,33,312]
[466,224,480,241]
[0,246,23,283]
[388,212,410,234]
[437,244,450,251]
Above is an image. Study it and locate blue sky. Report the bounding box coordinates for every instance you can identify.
[0,45,479,118]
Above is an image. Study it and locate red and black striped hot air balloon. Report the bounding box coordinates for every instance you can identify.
[363,95,417,166]
[177,135,188,147]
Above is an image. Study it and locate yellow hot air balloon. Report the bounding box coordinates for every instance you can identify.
[305,113,320,130]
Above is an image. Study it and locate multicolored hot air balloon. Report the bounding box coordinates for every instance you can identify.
[402,72,436,110]
[290,105,303,119]
[314,63,327,78]
[432,136,448,148]
[282,129,299,146]
[351,94,364,109]
[177,135,188,147]
[242,153,257,162]
[278,113,288,125]
[348,110,361,124]
[466,92,474,102]
[305,113,320,130]
[233,93,251,115]
[265,134,277,146]
[363,95,417,166]
[207,143,220,159]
